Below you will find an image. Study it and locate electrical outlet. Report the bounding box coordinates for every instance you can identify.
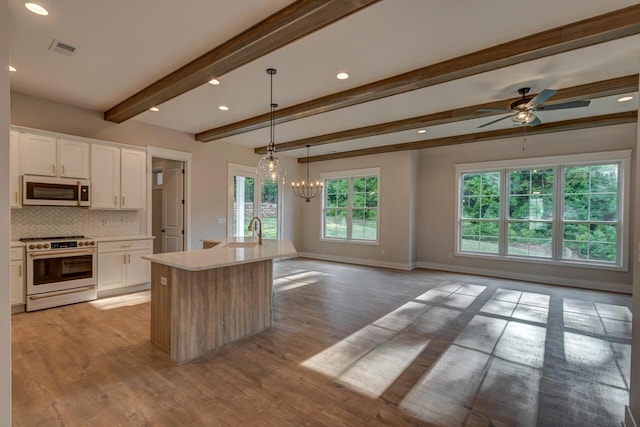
[218,218,226,224]
[160,276,167,286]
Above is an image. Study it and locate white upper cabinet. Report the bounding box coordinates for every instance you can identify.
[120,149,146,209]
[20,133,57,176]
[91,144,121,209]
[19,132,90,179]
[91,145,146,210]
[10,131,21,208]
[58,139,90,179]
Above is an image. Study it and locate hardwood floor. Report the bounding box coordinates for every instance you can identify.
[11,259,631,426]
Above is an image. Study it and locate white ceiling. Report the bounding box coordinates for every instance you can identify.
[8,0,640,160]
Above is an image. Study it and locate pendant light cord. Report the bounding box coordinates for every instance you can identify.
[268,68,277,159]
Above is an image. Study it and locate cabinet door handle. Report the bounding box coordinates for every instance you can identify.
[52,164,55,174]
[14,192,18,203]
[114,196,118,206]
[128,254,131,264]
[61,165,65,175]
[18,265,22,277]
[124,254,127,264]
[122,196,125,206]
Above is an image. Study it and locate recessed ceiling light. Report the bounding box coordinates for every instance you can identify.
[218,105,229,111]
[336,72,349,80]
[417,129,426,134]
[8,65,16,72]
[209,78,220,85]
[25,3,48,16]
[149,107,159,112]
[618,96,634,102]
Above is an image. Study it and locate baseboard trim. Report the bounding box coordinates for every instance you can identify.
[297,252,415,271]
[626,406,637,427]
[416,261,631,294]
[97,283,150,299]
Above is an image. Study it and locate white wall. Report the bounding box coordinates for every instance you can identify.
[627,74,640,427]
[299,150,417,270]
[10,91,302,250]
[417,123,637,292]
[1,0,11,423]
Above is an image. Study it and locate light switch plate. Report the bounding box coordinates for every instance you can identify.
[218,218,226,224]
[160,276,167,286]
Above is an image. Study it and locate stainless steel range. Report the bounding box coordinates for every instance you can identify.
[21,235,97,312]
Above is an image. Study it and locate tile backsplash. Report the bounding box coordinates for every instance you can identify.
[12,206,142,239]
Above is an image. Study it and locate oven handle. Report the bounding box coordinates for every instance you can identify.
[29,285,96,301]
[29,249,95,258]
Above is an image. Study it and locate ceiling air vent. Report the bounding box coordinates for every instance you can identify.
[48,39,78,57]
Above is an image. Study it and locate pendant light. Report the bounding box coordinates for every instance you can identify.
[292,145,323,202]
[257,68,286,184]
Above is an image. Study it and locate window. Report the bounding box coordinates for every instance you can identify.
[460,171,500,253]
[508,168,553,258]
[227,163,282,239]
[322,168,379,243]
[456,151,629,269]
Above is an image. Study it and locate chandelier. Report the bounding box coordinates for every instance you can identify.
[292,145,323,202]
[257,68,286,184]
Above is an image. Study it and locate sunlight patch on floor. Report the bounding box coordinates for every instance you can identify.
[274,270,328,292]
[301,301,433,397]
[89,291,150,310]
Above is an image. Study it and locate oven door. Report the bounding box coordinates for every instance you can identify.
[26,248,97,295]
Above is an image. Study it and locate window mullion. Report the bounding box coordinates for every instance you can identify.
[553,165,562,261]
[500,168,508,256]
[347,177,353,239]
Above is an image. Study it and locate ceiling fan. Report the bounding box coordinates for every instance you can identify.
[477,87,591,128]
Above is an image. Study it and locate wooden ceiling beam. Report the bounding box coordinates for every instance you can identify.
[256,75,639,154]
[199,4,640,143]
[103,0,381,123]
[299,111,638,163]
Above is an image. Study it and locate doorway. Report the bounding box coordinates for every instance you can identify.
[152,159,184,253]
[227,163,282,239]
[147,147,192,253]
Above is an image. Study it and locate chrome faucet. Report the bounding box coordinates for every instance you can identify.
[248,216,263,245]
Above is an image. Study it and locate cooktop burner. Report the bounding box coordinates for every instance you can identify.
[20,235,85,242]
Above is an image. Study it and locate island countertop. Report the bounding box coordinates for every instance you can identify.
[141,238,296,271]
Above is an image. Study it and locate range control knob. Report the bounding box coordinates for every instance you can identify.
[28,244,35,250]
[36,244,42,249]
[43,244,49,249]
[78,241,84,247]
[89,241,95,246]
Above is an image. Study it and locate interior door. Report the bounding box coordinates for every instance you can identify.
[162,160,184,252]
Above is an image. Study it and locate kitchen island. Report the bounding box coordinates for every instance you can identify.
[142,238,296,364]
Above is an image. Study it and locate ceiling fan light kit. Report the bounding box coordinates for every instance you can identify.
[477,86,591,129]
[257,68,286,185]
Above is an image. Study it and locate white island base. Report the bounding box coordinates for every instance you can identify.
[143,239,296,364]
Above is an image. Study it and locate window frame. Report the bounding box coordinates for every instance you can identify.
[455,150,630,271]
[320,167,380,245]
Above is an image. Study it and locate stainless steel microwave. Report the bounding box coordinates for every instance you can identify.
[23,175,90,207]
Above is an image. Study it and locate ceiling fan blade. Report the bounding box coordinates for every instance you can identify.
[528,117,543,127]
[477,114,514,128]
[525,89,557,109]
[537,100,591,111]
[477,108,511,113]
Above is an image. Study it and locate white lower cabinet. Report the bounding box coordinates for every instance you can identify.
[98,239,152,292]
[10,247,25,306]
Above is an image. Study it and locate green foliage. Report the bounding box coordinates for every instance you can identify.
[460,163,620,263]
[324,176,378,240]
[261,181,278,204]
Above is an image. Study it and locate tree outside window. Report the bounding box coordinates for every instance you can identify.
[323,173,378,242]
[456,153,627,268]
